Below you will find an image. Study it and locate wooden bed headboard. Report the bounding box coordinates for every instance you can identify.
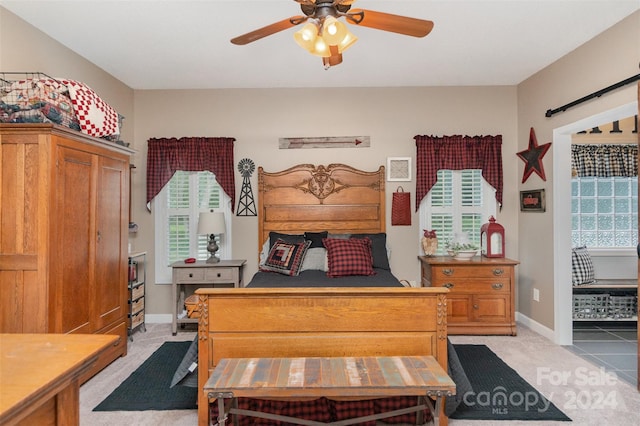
[258,163,386,251]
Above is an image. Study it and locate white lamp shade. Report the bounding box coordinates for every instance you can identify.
[197,211,226,235]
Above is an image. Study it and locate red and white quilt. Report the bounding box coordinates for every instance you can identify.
[60,79,120,138]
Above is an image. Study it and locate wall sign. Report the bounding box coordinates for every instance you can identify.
[520,189,546,212]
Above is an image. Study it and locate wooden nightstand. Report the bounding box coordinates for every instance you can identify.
[170,259,246,335]
[419,256,519,335]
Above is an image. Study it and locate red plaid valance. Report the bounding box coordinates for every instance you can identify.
[146,137,236,212]
[414,135,503,211]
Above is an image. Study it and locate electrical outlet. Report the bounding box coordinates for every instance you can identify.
[533,288,540,302]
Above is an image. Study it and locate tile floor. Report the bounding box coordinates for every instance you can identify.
[569,320,638,387]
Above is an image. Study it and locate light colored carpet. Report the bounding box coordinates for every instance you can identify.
[80,323,640,426]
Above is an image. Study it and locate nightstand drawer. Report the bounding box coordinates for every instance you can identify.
[433,279,510,293]
[205,267,236,282]
[432,265,510,279]
[175,268,205,282]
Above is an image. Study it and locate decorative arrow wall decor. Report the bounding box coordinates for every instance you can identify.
[279,136,370,149]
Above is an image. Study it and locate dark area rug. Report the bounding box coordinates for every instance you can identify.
[93,341,197,411]
[451,344,571,421]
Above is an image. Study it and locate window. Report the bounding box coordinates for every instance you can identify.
[154,171,231,283]
[419,169,497,253]
[571,176,637,248]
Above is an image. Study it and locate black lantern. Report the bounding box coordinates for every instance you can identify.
[480,216,505,258]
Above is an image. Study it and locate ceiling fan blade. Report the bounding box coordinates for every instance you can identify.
[347,9,434,38]
[231,16,306,45]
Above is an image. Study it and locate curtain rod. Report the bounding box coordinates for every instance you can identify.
[545,73,640,118]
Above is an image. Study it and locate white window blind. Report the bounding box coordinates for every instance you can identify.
[155,171,231,283]
[419,169,496,253]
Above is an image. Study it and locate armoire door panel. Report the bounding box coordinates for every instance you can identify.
[54,146,94,334]
[94,156,127,328]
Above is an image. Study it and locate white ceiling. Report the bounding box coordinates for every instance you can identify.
[2,0,638,90]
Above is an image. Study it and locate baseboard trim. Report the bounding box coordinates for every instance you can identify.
[516,311,556,342]
[145,314,172,324]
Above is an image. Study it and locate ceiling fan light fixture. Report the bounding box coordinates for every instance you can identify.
[321,16,347,45]
[310,35,331,57]
[293,22,318,52]
[336,29,357,53]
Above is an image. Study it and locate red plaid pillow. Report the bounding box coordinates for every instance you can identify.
[323,238,375,277]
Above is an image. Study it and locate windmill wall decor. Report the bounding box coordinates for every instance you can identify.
[237,158,257,216]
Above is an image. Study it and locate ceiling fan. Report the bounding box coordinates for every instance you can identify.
[230,0,434,68]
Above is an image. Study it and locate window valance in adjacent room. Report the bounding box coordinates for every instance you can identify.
[414,134,503,211]
[571,144,637,177]
[146,137,236,212]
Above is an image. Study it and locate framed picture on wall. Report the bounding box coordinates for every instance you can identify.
[387,157,411,181]
[520,189,546,212]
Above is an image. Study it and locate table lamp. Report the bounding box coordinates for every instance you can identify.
[197,211,226,263]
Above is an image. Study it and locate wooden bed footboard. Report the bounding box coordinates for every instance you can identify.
[195,287,450,426]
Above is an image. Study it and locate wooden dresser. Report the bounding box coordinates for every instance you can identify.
[420,256,519,335]
[0,124,132,382]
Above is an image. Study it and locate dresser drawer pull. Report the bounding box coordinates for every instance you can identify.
[217,273,221,278]
[492,268,504,276]
[189,273,193,278]
[442,269,454,276]
[473,304,479,310]
[492,283,504,290]
[443,283,454,289]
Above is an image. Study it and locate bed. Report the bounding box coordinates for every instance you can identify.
[194,164,456,426]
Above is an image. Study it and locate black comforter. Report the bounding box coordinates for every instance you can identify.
[246,268,404,288]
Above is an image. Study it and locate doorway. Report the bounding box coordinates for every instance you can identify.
[553,101,637,345]
[552,102,638,386]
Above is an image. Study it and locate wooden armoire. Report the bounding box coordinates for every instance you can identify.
[0,123,132,382]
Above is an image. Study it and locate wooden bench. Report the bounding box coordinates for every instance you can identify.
[204,355,456,426]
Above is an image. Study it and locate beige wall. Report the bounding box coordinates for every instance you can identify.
[132,87,519,314]
[2,6,637,329]
[516,11,639,331]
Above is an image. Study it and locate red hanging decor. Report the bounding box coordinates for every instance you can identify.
[517,127,551,183]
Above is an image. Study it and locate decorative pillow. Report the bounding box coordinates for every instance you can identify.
[300,247,328,272]
[327,233,351,239]
[351,233,391,270]
[571,246,596,286]
[260,238,311,276]
[304,231,328,248]
[269,231,304,249]
[259,239,270,266]
[323,237,375,277]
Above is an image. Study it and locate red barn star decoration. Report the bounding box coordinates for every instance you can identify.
[517,127,552,183]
